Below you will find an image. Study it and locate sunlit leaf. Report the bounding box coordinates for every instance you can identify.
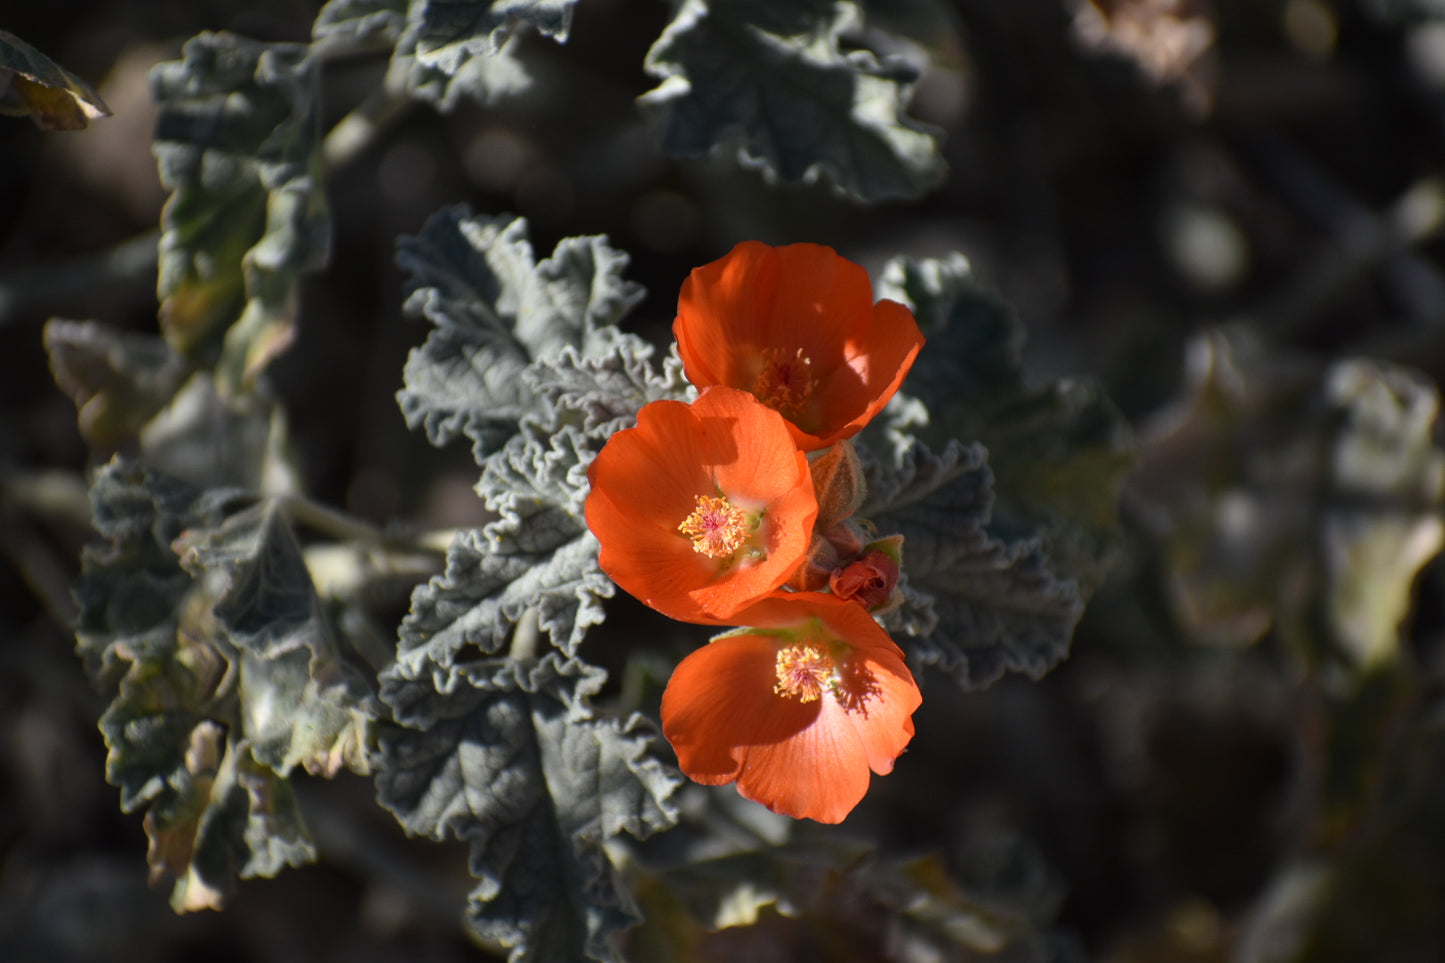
[312,0,409,50]
[523,343,692,438]
[392,0,579,108]
[640,0,946,201]
[151,32,328,392]
[396,207,645,459]
[0,29,110,130]
[378,653,679,962]
[385,492,610,701]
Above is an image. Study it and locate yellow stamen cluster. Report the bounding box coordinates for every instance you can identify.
[773,643,834,702]
[678,495,750,558]
[753,347,814,416]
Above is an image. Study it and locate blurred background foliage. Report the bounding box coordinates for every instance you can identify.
[6,0,1445,960]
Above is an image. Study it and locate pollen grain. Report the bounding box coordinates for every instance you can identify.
[773,643,834,702]
[678,495,751,558]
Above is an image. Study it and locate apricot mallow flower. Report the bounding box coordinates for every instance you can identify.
[661,592,922,823]
[674,241,925,451]
[585,385,818,623]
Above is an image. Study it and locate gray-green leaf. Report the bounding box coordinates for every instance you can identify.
[151,32,328,392]
[394,0,579,109]
[640,0,946,201]
[879,253,1134,602]
[312,0,409,50]
[386,511,611,706]
[378,653,679,963]
[396,207,644,459]
[0,28,110,130]
[861,438,1085,688]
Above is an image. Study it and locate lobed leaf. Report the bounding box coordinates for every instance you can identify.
[377,653,680,962]
[861,438,1085,689]
[396,207,645,458]
[640,0,946,202]
[879,253,1134,600]
[393,0,580,109]
[77,459,374,910]
[312,0,409,50]
[876,255,1025,428]
[151,32,329,393]
[522,344,692,445]
[174,501,376,777]
[386,510,611,706]
[0,28,110,130]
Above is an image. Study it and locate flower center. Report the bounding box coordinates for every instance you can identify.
[753,348,814,418]
[773,642,834,702]
[678,495,751,558]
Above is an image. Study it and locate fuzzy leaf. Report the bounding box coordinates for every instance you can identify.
[136,373,299,493]
[77,459,373,910]
[523,344,692,437]
[73,460,244,686]
[174,501,375,777]
[312,0,409,50]
[396,207,644,458]
[394,0,579,109]
[876,255,1025,428]
[879,254,1134,600]
[0,29,110,130]
[480,422,600,524]
[377,654,680,963]
[151,32,328,392]
[387,506,611,703]
[861,438,1085,688]
[640,0,945,201]
[80,463,314,911]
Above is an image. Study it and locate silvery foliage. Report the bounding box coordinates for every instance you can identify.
[390,203,1131,958]
[863,254,1135,689]
[387,206,685,962]
[315,0,947,202]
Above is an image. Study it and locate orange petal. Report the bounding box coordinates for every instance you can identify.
[674,240,779,390]
[728,592,921,778]
[674,242,925,451]
[806,299,924,449]
[661,633,819,783]
[662,592,923,823]
[585,386,816,623]
[837,638,919,777]
[733,695,873,823]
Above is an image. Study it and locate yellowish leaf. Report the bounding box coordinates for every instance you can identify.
[0,30,110,130]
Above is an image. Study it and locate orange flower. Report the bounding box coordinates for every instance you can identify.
[674,241,925,451]
[661,592,921,823]
[585,385,818,623]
